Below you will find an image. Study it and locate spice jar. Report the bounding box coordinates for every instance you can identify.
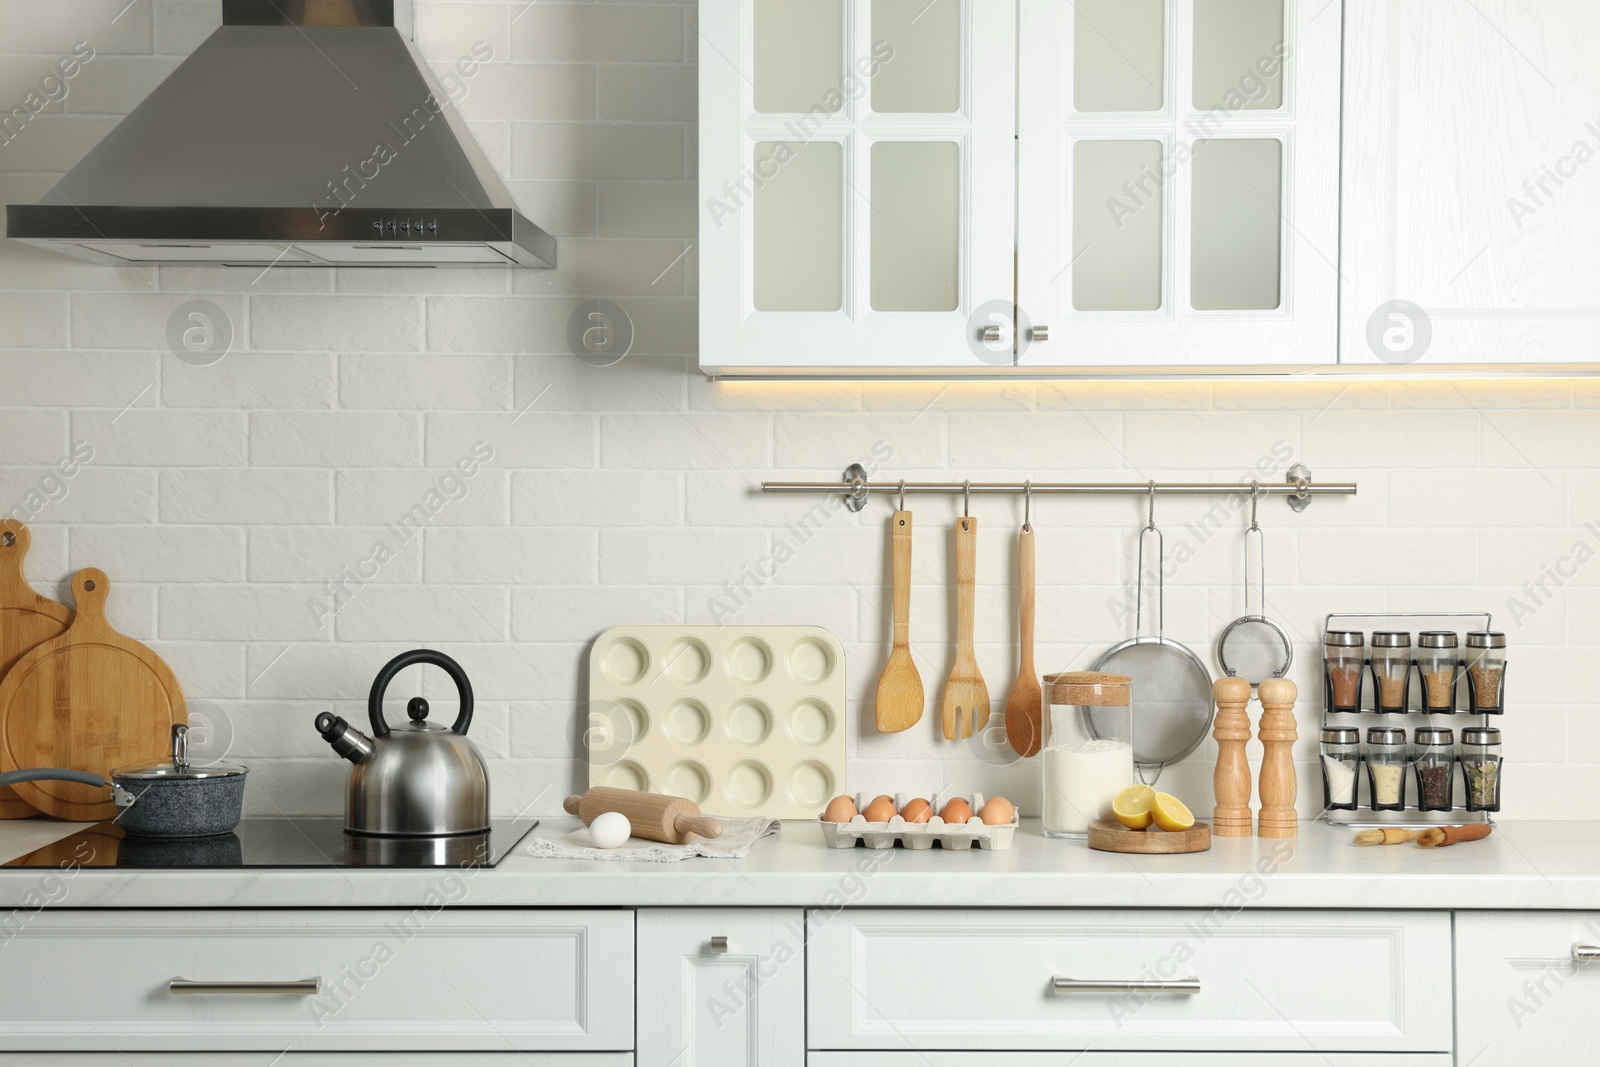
[1465,631,1507,713]
[1462,726,1503,812]
[1417,631,1460,712]
[1413,727,1456,813]
[1370,631,1412,713]
[1324,631,1365,713]
[1365,726,1409,812]
[1320,727,1361,811]
[1041,672,1134,838]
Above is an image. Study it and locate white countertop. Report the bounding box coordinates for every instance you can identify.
[0,817,1592,911]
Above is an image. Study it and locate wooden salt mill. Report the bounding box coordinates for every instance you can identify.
[1211,676,1254,837]
[1256,676,1299,838]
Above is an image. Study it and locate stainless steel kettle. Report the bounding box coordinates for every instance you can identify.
[315,650,490,836]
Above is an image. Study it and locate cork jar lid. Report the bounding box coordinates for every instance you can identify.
[1044,671,1132,707]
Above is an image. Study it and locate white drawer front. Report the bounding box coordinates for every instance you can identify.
[0,910,632,1052]
[807,909,1451,1053]
[0,1058,631,1066]
[1456,910,1600,1062]
[808,1055,1451,1065]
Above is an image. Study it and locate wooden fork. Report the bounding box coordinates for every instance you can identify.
[942,515,989,739]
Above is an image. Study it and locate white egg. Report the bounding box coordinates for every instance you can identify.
[588,811,632,849]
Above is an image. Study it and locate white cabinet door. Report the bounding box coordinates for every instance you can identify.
[637,908,804,1067]
[1017,0,1342,369]
[807,908,1452,1053]
[1341,0,1600,366]
[699,0,1016,374]
[1455,910,1600,1063]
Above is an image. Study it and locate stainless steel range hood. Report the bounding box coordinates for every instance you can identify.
[5,0,554,268]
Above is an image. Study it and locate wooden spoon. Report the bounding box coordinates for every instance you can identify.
[1004,523,1043,756]
[875,510,924,733]
[941,516,989,739]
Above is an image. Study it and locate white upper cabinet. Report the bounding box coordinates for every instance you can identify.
[1341,0,1600,366]
[1016,0,1342,370]
[699,0,1017,374]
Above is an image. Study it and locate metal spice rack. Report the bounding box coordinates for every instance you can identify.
[1319,611,1499,829]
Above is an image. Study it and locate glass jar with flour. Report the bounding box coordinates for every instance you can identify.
[1319,727,1361,811]
[1041,672,1134,838]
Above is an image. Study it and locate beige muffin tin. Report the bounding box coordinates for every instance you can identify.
[587,625,848,820]
[818,791,1019,851]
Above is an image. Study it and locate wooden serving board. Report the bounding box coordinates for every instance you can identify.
[0,521,73,818]
[0,568,185,820]
[1087,818,1212,855]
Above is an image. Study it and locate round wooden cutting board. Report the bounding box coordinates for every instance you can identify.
[1087,818,1212,855]
[0,568,185,820]
[0,521,73,818]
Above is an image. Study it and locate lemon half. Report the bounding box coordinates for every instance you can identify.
[1152,792,1195,832]
[1112,785,1156,830]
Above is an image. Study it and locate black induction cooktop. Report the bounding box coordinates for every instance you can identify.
[3,818,538,870]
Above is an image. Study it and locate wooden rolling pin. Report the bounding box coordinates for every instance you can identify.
[564,787,724,845]
[1417,824,1493,848]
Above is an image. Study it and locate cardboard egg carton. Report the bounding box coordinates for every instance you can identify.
[817,790,1019,851]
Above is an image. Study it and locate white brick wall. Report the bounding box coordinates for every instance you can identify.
[0,0,1592,819]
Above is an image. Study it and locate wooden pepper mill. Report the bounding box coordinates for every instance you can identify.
[1256,677,1299,839]
[1211,676,1255,837]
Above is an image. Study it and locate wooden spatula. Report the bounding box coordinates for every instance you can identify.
[1004,523,1043,757]
[875,510,924,733]
[942,516,989,739]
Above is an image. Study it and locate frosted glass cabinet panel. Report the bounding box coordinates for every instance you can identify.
[1074,0,1165,113]
[1017,0,1339,368]
[753,141,845,312]
[701,0,1016,372]
[1073,140,1165,311]
[753,0,845,113]
[871,0,962,113]
[1191,138,1283,310]
[871,141,961,311]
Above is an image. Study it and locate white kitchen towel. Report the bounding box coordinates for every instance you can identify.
[526,816,779,863]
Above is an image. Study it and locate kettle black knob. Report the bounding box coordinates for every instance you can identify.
[367,650,474,739]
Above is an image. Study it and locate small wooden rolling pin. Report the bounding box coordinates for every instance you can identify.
[564,787,724,845]
[1354,824,1493,848]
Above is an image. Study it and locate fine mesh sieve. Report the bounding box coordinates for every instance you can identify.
[1217,484,1294,687]
[1090,488,1215,786]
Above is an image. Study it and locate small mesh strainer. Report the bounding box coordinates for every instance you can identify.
[1090,487,1215,785]
[1217,484,1294,687]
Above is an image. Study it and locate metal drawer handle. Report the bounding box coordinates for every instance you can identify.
[1574,945,1600,963]
[170,978,322,996]
[1053,976,1201,995]
[709,936,729,955]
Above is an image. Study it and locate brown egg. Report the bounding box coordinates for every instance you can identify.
[938,798,973,824]
[978,796,1016,826]
[822,795,858,823]
[862,796,898,823]
[900,798,933,823]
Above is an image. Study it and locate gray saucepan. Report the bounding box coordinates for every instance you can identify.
[0,724,246,838]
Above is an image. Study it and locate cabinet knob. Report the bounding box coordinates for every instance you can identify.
[981,325,1003,344]
[1031,325,1050,342]
[709,936,729,954]
[1573,944,1600,962]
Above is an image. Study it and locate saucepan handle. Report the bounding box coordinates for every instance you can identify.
[0,768,111,790]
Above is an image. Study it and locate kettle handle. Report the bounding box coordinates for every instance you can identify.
[368,649,474,738]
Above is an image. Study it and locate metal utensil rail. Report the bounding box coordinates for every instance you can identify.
[763,462,1357,513]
